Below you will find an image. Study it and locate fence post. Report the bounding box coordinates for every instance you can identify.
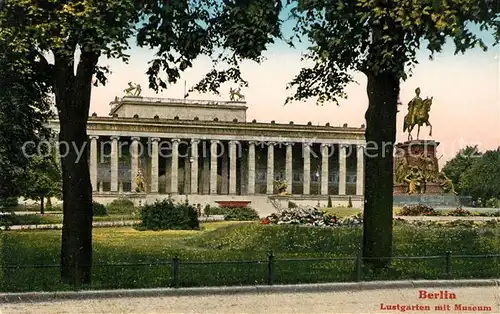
[267,251,274,285]
[355,254,362,282]
[172,256,180,288]
[445,251,452,277]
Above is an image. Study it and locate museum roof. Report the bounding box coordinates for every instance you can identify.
[47,115,365,141]
[108,96,247,115]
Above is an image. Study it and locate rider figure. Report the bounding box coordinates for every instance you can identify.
[407,87,423,126]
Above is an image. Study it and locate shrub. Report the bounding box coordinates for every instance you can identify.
[447,208,472,217]
[138,199,199,230]
[288,201,297,209]
[106,198,135,214]
[204,205,219,216]
[0,211,19,228]
[203,206,259,221]
[0,197,18,209]
[486,198,499,208]
[222,207,259,221]
[92,202,107,216]
[397,204,437,216]
[327,196,332,208]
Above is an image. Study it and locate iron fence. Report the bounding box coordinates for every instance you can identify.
[2,252,500,291]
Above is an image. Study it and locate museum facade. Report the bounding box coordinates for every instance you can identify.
[49,95,366,210]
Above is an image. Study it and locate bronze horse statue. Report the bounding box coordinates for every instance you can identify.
[403,97,433,141]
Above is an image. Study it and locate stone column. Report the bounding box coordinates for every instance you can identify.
[190,139,199,194]
[90,136,99,192]
[339,144,348,195]
[171,138,179,194]
[356,144,365,195]
[285,142,293,195]
[202,150,210,194]
[266,142,275,194]
[247,141,256,194]
[321,143,329,195]
[130,136,140,192]
[165,156,171,193]
[303,143,311,195]
[183,156,190,194]
[229,140,238,195]
[221,143,229,194]
[151,137,160,193]
[239,147,248,194]
[210,140,219,194]
[110,136,119,192]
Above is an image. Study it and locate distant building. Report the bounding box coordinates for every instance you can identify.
[49,95,366,215]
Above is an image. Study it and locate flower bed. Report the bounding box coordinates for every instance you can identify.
[447,208,472,216]
[260,206,362,227]
[396,204,438,216]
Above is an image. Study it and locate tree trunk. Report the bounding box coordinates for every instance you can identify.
[54,50,98,286]
[40,196,44,215]
[59,120,93,285]
[362,70,399,269]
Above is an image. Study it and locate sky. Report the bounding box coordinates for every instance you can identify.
[88,26,500,167]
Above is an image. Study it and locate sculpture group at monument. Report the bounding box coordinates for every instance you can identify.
[394,88,456,197]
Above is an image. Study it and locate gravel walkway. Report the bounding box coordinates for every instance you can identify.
[2,286,499,313]
[0,216,225,230]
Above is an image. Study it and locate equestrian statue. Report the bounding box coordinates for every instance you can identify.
[124,82,142,97]
[229,87,245,101]
[403,87,433,141]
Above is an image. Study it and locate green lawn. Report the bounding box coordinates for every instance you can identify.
[2,220,500,292]
[5,213,137,225]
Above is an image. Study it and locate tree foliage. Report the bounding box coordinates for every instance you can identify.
[23,145,62,210]
[442,145,482,194]
[458,148,500,205]
[0,22,53,201]
[191,0,499,104]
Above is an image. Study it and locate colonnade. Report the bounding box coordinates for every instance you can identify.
[89,136,365,195]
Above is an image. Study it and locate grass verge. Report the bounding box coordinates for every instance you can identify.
[2,220,500,292]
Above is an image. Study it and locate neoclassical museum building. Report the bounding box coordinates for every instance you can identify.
[49,94,366,214]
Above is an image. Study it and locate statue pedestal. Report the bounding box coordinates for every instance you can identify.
[394,140,440,167]
[393,140,443,196]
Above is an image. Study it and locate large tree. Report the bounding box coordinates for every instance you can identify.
[194,0,499,268]
[0,22,53,206]
[0,0,249,286]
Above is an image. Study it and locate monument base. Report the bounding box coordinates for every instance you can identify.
[393,195,472,207]
[393,195,460,207]
[393,139,455,195]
